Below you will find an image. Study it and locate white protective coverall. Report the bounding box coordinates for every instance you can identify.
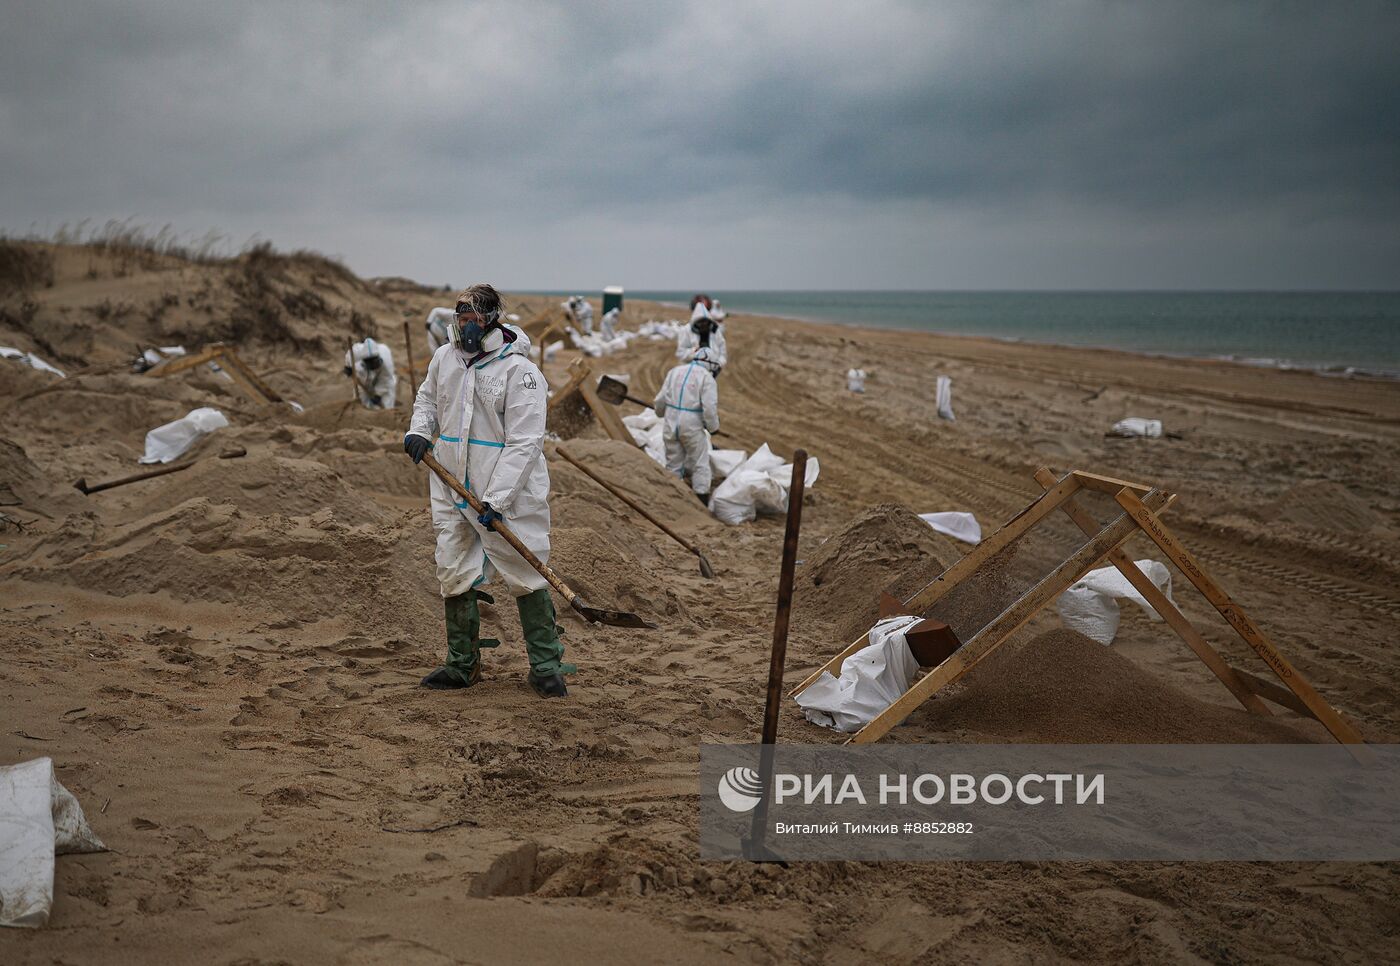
[675,303,728,368]
[654,348,720,495]
[345,338,398,409]
[425,307,455,352]
[406,325,552,598]
[600,307,620,340]
[574,298,594,335]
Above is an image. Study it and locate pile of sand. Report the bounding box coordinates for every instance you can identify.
[795,503,960,641]
[921,628,1321,743]
[1270,480,1378,532]
[550,525,690,623]
[0,435,86,520]
[131,454,391,522]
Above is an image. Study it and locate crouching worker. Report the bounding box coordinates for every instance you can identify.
[345,337,398,409]
[654,346,721,505]
[402,284,573,698]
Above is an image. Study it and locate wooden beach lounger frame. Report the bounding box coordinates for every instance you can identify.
[789,467,1366,750]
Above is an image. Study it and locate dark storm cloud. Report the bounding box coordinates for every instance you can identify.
[1,0,1397,287]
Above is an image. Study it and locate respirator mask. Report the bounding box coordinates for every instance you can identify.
[450,303,499,354]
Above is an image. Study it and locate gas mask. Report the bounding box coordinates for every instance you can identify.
[449,304,514,355]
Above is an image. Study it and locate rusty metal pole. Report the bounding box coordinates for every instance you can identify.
[747,449,807,861]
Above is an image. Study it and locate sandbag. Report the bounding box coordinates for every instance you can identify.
[708,443,820,526]
[936,375,955,421]
[622,411,666,467]
[1056,559,1173,645]
[0,757,105,928]
[794,616,923,732]
[709,448,746,480]
[1109,417,1162,438]
[0,346,65,378]
[919,511,981,544]
[139,407,229,464]
[846,368,866,393]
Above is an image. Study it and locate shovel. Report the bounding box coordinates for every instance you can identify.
[554,445,715,578]
[419,452,656,629]
[596,375,731,439]
[74,447,247,495]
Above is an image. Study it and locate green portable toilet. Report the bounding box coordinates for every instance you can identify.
[602,286,624,315]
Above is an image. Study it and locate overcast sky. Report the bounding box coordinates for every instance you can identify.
[2,1,1398,289]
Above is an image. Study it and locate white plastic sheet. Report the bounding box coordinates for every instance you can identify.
[795,616,923,732]
[139,407,229,464]
[1109,417,1163,438]
[0,757,105,928]
[936,375,955,421]
[1056,559,1173,645]
[0,346,65,378]
[708,443,819,525]
[919,511,982,544]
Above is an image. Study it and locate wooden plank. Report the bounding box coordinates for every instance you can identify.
[1034,468,1269,715]
[788,471,1085,698]
[546,359,590,413]
[145,343,225,377]
[1114,487,1367,749]
[577,366,637,445]
[217,347,283,403]
[1232,668,1316,719]
[848,489,1171,744]
[1071,470,1153,495]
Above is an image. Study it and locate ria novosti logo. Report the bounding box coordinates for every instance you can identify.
[717,766,764,812]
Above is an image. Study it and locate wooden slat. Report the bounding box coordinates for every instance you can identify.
[1071,470,1153,495]
[1232,668,1316,719]
[847,489,1171,744]
[546,359,590,413]
[217,347,282,403]
[145,343,225,377]
[788,471,1085,698]
[577,370,636,444]
[1034,468,1269,716]
[1114,488,1367,749]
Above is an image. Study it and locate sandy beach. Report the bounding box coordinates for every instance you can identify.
[3,243,1399,963]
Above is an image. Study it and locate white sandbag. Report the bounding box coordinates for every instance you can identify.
[709,448,746,479]
[708,443,819,525]
[1,757,105,928]
[936,375,955,421]
[919,511,981,544]
[1056,559,1173,645]
[846,368,866,393]
[0,346,65,378]
[622,411,667,468]
[795,616,923,732]
[1109,417,1162,438]
[543,340,564,361]
[139,407,229,464]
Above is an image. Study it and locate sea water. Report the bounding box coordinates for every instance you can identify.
[602,291,1400,378]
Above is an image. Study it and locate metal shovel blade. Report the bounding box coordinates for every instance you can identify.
[697,550,716,579]
[596,374,630,406]
[570,598,657,629]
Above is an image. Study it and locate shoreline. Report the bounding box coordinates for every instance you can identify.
[623,296,1400,387]
[632,295,1400,380]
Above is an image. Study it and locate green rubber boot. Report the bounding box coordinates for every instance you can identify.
[516,589,574,697]
[421,590,499,689]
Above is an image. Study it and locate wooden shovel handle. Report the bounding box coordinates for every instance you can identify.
[420,451,579,606]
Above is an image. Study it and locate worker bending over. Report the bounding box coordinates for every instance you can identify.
[563,295,594,335]
[425,306,456,352]
[654,346,721,504]
[344,337,398,409]
[403,284,572,698]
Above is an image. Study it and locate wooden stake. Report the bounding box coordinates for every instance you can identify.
[403,320,418,405]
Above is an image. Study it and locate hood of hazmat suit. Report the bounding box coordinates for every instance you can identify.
[406,324,553,597]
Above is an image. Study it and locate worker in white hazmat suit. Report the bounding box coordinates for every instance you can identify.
[654,346,721,503]
[675,301,727,371]
[403,284,572,698]
[563,296,594,335]
[425,306,456,352]
[599,306,620,340]
[344,337,397,409]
